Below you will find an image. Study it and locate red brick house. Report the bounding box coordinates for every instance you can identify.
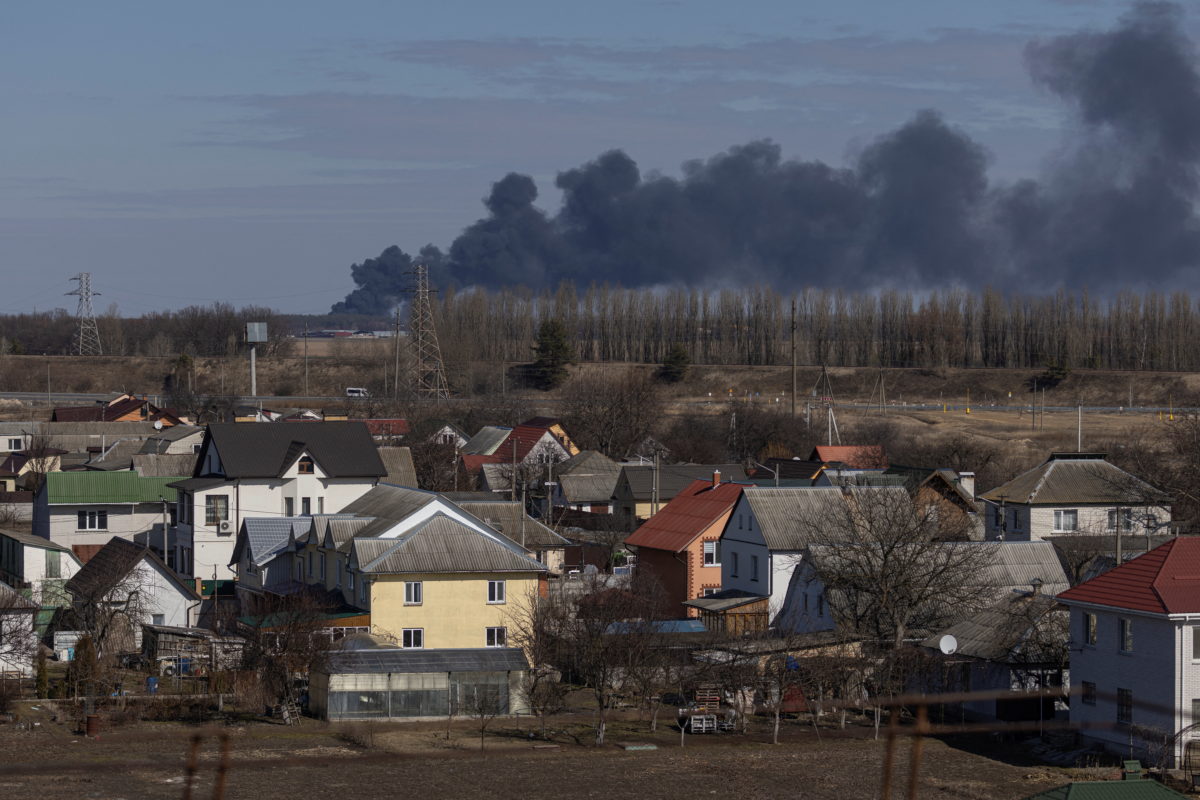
[624,475,746,617]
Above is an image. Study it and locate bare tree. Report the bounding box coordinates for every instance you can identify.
[560,369,664,459]
[238,590,335,713]
[506,589,569,740]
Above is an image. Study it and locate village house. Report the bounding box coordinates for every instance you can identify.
[980,452,1169,542]
[624,474,746,617]
[0,527,82,606]
[170,421,385,580]
[0,581,38,677]
[33,471,185,565]
[463,418,579,485]
[612,463,748,524]
[1057,537,1200,767]
[52,394,185,426]
[549,450,622,514]
[65,537,201,654]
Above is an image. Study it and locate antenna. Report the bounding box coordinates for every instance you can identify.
[406,263,449,400]
[66,273,102,355]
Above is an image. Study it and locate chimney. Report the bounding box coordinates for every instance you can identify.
[712,469,721,488]
[958,472,976,499]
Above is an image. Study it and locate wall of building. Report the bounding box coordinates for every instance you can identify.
[368,572,539,650]
[1068,606,1180,763]
[43,503,167,552]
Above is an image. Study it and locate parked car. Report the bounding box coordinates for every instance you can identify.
[345,387,370,398]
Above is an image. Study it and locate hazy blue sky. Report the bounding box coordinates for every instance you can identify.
[1,1,1149,314]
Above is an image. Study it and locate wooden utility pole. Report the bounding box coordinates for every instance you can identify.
[393,305,402,401]
[303,321,309,397]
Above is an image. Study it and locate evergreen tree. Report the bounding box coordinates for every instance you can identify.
[659,344,691,383]
[531,318,575,390]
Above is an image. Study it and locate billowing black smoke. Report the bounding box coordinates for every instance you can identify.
[335,2,1200,314]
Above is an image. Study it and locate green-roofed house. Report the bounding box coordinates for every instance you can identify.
[34,471,186,566]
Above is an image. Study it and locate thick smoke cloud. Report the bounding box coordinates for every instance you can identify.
[335,2,1200,314]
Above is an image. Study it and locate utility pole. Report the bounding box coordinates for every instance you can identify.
[303,322,309,397]
[393,305,402,401]
[66,273,102,355]
[161,499,170,571]
[1077,405,1082,450]
[790,297,797,418]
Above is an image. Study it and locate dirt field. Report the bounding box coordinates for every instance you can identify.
[0,704,1091,800]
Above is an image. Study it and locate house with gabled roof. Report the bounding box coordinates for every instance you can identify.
[613,463,748,524]
[52,394,185,426]
[981,453,1169,542]
[169,422,386,580]
[1057,537,1200,767]
[810,445,888,470]
[625,475,746,616]
[65,537,200,653]
[33,471,186,565]
[461,418,578,481]
[0,527,82,608]
[550,451,621,514]
[349,512,546,649]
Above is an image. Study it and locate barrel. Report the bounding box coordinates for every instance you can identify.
[85,714,100,737]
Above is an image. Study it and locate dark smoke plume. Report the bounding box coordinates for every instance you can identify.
[335,2,1200,314]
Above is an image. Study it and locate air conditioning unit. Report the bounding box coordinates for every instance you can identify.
[219,521,232,533]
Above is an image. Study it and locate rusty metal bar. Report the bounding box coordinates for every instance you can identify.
[211,733,231,800]
[906,704,929,800]
[181,734,201,800]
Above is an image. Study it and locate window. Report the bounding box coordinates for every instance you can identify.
[319,553,326,580]
[817,593,825,616]
[307,551,313,577]
[1120,618,1133,652]
[1108,509,1134,532]
[1082,681,1096,705]
[318,497,325,515]
[702,587,719,597]
[1085,613,1097,646]
[151,614,165,626]
[402,628,423,649]
[405,581,423,605]
[301,497,311,516]
[347,568,354,591]
[488,580,506,604]
[77,510,108,530]
[192,443,202,454]
[750,554,760,582]
[1193,628,1200,661]
[486,627,507,648]
[1009,510,1023,532]
[336,558,343,588]
[360,580,367,606]
[703,540,720,566]
[1053,509,1078,532]
[297,456,314,474]
[45,549,60,579]
[284,497,294,517]
[1117,688,1133,725]
[7,438,21,450]
[731,551,739,578]
[205,495,229,526]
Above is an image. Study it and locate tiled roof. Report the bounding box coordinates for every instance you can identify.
[353,513,546,575]
[1057,537,1200,614]
[44,471,186,505]
[201,422,385,479]
[810,445,888,469]
[625,479,745,553]
[981,453,1166,505]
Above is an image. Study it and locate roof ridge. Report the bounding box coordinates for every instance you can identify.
[1028,459,1055,502]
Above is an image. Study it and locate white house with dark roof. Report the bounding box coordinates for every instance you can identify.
[980,452,1169,542]
[170,422,386,580]
[0,528,82,607]
[0,580,38,677]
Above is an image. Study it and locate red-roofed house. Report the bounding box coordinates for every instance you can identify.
[624,475,746,616]
[463,420,576,488]
[1057,537,1200,766]
[52,394,185,426]
[809,445,887,470]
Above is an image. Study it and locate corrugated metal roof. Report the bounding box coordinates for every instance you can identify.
[324,646,530,674]
[921,593,1064,663]
[626,479,744,552]
[1019,780,1188,799]
[0,527,73,553]
[0,580,37,611]
[354,513,546,575]
[619,464,748,502]
[45,471,186,505]
[242,518,310,565]
[558,472,620,503]
[378,446,417,488]
[455,500,570,549]
[338,484,439,537]
[556,450,619,476]
[981,453,1166,505]
[742,487,910,551]
[461,426,512,456]
[1058,537,1200,614]
[132,454,198,477]
[66,537,199,600]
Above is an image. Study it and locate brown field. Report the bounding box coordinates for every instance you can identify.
[0,706,1093,800]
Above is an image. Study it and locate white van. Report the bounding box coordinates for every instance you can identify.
[345,387,370,398]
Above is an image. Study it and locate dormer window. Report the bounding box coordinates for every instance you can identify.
[298,456,314,474]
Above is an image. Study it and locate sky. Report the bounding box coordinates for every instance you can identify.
[0,0,1162,314]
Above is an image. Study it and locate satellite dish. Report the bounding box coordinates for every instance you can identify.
[939,634,958,655]
[154,420,164,431]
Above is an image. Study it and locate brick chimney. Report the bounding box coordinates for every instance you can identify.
[712,469,721,488]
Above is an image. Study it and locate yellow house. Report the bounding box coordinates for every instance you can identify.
[349,513,545,650]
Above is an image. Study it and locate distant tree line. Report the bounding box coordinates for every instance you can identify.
[432,285,1200,371]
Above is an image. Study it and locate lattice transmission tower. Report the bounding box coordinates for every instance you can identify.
[66,273,103,355]
[407,263,449,399]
